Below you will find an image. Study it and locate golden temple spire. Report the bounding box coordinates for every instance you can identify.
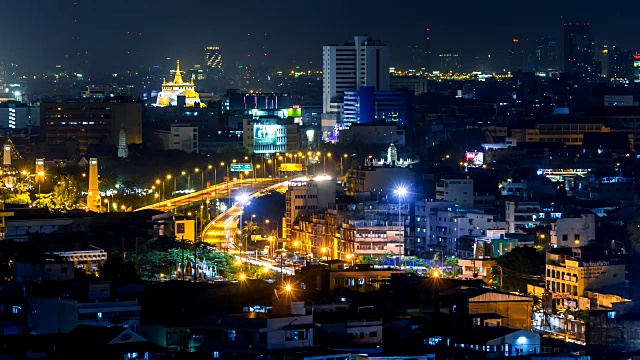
[173,60,184,84]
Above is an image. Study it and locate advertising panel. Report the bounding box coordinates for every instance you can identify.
[465,151,484,166]
[254,124,283,146]
[280,163,303,172]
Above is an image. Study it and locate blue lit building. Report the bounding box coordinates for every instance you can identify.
[342,87,413,127]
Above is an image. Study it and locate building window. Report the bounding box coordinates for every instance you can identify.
[369,331,378,338]
[607,311,617,319]
[226,330,236,341]
[286,330,307,341]
[562,234,568,241]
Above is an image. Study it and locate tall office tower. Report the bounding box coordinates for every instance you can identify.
[509,38,525,72]
[564,23,597,82]
[204,46,223,73]
[533,37,559,73]
[439,53,461,73]
[599,43,610,78]
[69,0,86,76]
[322,36,390,118]
[407,45,421,71]
[87,158,100,212]
[425,27,432,73]
[608,46,634,81]
[634,54,640,83]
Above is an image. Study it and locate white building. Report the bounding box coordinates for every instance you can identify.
[153,124,198,153]
[436,178,474,207]
[285,178,337,238]
[550,213,596,247]
[415,200,505,256]
[322,36,390,123]
[342,220,404,257]
[27,297,141,334]
[505,201,542,233]
[0,101,39,129]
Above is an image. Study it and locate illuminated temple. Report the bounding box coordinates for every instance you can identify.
[155,60,205,108]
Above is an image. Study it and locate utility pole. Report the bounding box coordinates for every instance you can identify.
[181,236,185,281]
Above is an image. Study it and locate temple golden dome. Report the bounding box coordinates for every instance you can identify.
[183,89,198,98]
[157,96,171,106]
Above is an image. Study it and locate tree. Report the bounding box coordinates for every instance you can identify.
[3,177,31,205]
[51,175,80,212]
[356,255,382,266]
[493,247,545,292]
[241,221,260,245]
[445,257,459,277]
[33,175,80,213]
[98,256,141,283]
[627,211,640,254]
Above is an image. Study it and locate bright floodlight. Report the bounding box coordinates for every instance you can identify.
[395,186,408,197]
[236,193,250,205]
[284,284,292,291]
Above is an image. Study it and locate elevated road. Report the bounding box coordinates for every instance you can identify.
[201,180,289,250]
[134,178,277,213]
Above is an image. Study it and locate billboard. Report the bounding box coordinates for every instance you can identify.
[465,151,484,167]
[280,163,303,172]
[230,163,253,172]
[254,124,284,146]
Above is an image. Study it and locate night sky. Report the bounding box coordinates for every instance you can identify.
[1,0,637,73]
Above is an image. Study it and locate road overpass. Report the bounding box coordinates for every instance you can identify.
[134,178,277,213]
[201,180,290,250]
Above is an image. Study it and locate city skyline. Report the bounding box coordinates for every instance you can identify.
[1,0,639,74]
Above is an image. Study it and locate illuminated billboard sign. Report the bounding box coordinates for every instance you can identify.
[464,151,484,166]
[254,124,284,146]
[280,163,303,172]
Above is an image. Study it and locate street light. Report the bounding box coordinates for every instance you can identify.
[321,247,329,261]
[181,171,190,190]
[340,154,348,178]
[155,179,164,201]
[346,253,354,267]
[167,174,174,197]
[265,219,280,239]
[395,186,408,260]
[324,152,332,174]
[237,193,251,270]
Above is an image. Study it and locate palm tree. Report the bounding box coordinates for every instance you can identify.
[242,221,260,244]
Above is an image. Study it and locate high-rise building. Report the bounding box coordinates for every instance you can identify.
[204,46,223,73]
[599,43,609,78]
[563,23,598,82]
[438,53,461,73]
[607,46,634,81]
[634,54,640,83]
[40,100,142,156]
[509,38,525,72]
[425,27,432,73]
[532,37,559,73]
[322,36,390,121]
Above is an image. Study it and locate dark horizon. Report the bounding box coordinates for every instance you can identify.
[1,0,638,74]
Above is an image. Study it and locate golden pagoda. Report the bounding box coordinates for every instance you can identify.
[155,60,205,107]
